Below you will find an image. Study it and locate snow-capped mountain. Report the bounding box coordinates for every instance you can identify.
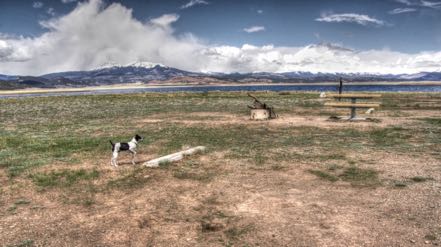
[397,72,441,81]
[94,61,167,70]
[41,62,202,85]
[128,61,167,68]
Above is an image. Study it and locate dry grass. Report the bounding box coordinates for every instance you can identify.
[0,91,440,246]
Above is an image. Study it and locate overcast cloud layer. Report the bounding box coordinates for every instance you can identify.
[0,0,441,76]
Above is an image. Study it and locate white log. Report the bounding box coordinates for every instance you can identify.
[144,146,206,167]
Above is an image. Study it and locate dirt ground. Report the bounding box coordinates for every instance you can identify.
[1,94,440,247]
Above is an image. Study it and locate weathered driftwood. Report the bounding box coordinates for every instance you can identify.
[144,146,206,167]
[247,93,277,119]
[247,93,266,109]
[250,108,270,120]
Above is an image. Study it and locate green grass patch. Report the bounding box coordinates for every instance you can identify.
[224,224,254,241]
[368,127,412,147]
[253,153,267,166]
[7,239,34,247]
[309,165,381,187]
[393,181,407,188]
[425,234,437,241]
[327,163,344,171]
[107,168,152,190]
[308,169,339,182]
[14,199,31,205]
[271,164,287,171]
[7,205,17,213]
[31,169,99,188]
[410,176,432,182]
[4,158,47,178]
[339,166,380,187]
[0,135,106,177]
[6,198,31,214]
[421,118,441,126]
[173,169,215,182]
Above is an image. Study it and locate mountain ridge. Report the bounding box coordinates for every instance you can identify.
[1,63,441,90]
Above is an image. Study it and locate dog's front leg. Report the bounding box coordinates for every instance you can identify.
[130,150,137,165]
[112,152,119,167]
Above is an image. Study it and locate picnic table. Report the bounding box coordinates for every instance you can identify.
[324,93,381,120]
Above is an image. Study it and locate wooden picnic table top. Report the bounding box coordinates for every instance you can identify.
[326,93,382,99]
[325,102,381,108]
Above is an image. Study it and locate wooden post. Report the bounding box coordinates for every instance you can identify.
[338,77,343,101]
[339,77,343,95]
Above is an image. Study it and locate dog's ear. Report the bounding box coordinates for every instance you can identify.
[135,134,143,141]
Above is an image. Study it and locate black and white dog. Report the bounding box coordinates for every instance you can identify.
[109,134,143,167]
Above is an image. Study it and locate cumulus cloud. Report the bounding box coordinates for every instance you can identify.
[47,7,56,16]
[243,26,265,33]
[0,0,204,75]
[420,0,441,8]
[0,40,32,62]
[316,13,386,26]
[1,0,441,76]
[181,0,209,9]
[199,43,441,74]
[395,0,413,5]
[33,1,44,8]
[150,14,180,27]
[395,0,441,8]
[62,0,78,3]
[388,7,417,14]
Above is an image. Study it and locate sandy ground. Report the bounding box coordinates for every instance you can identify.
[1,109,440,247]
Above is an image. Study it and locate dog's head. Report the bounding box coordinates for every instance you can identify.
[134,134,143,142]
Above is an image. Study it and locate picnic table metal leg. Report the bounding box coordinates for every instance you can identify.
[350,98,356,119]
[350,107,356,119]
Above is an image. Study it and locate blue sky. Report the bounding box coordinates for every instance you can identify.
[1,0,440,52]
[0,0,440,75]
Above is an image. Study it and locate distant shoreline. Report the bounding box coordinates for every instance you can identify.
[1,81,441,95]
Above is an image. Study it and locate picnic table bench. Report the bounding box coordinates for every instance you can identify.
[324,93,381,120]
